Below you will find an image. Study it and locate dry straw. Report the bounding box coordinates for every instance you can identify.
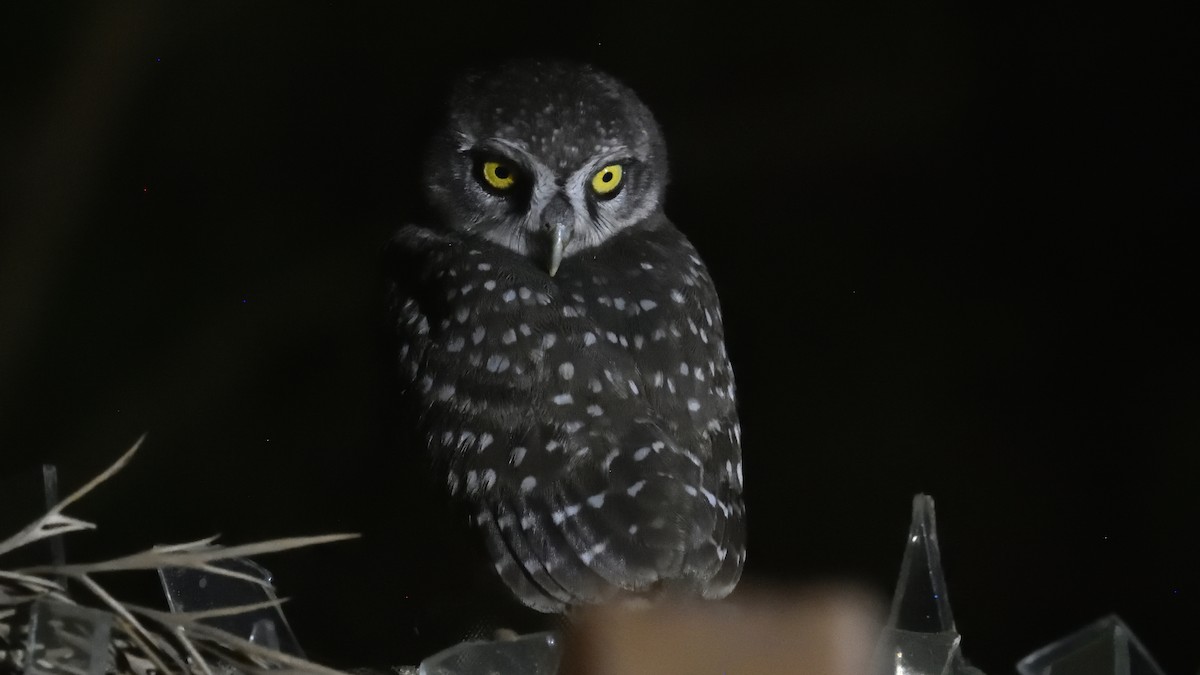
[0,436,359,675]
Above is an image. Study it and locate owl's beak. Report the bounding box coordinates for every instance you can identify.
[547,221,571,277]
[543,193,574,277]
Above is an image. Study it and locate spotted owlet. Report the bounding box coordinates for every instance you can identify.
[387,60,745,613]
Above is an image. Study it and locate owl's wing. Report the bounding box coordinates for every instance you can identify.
[695,414,745,599]
[388,224,743,610]
[605,224,746,599]
[388,225,617,610]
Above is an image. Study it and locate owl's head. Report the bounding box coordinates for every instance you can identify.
[424,61,668,276]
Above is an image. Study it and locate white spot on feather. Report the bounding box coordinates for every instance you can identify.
[580,541,608,564]
[486,355,510,373]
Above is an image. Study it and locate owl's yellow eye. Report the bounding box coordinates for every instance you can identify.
[481,161,517,190]
[591,164,623,196]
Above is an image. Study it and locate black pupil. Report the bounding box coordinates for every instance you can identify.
[494,165,510,179]
[602,170,613,182]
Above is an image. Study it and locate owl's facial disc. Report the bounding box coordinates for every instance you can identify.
[427,61,669,268]
[464,140,636,276]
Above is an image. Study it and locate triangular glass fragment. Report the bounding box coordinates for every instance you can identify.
[889,494,955,633]
[1016,615,1167,675]
[24,600,113,675]
[418,631,561,675]
[877,494,985,675]
[158,557,305,657]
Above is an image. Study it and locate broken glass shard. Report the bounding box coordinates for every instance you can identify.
[418,631,561,675]
[877,494,985,675]
[24,599,112,675]
[889,494,955,633]
[158,557,304,657]
[1016,614,1167,675]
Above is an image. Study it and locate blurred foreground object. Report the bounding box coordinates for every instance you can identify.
[876,494,985,675]
[1016,615,1167,675]
[559,588,882,675]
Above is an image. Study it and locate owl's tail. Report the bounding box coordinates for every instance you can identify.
[475,423,733,611]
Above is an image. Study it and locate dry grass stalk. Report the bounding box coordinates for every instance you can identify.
[0,436,359,675]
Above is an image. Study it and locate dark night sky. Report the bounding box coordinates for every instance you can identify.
[1,2,1197,673]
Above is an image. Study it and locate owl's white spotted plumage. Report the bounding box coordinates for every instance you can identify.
[388,61,744,612]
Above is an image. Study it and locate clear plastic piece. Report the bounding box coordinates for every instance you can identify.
[1016,615,1167,675]
[878,494,984,675]
[40,466,66,569]
[417,631,562,675]
[157,557,305,657]
[24,599,113,675]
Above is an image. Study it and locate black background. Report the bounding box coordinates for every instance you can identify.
[1,3,1196,673]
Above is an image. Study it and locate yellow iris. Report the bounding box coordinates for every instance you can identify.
[591,164,623,195]
[482,161,516,189]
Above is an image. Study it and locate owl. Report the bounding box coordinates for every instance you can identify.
[387,61,745,613]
